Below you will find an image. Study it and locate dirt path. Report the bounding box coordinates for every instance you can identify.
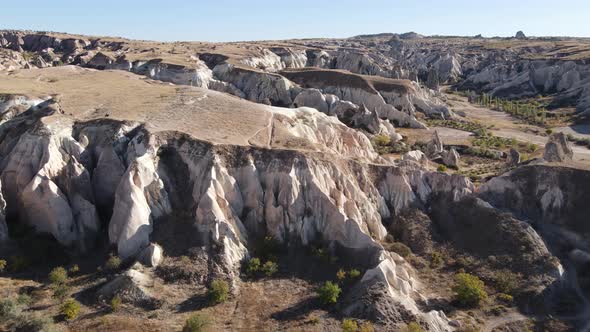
[446,94,590,162]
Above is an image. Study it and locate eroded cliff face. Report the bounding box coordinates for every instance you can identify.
[0,91,477,330]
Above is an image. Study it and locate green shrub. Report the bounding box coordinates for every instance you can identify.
[308,315,320,325]
[497,293,513,304]
[0,298,22,321]
[110,295,122,312]
[546,129,553,135]
[453,273,488,307]
[180,255,191,266]
[373,134,391,147]
[359,322,375,332]
[105,255,121,271]
[437,165,448,172]
[182,312,211,332]
[317,281,341,305]
[494,270,519,294]
[245,257,261,277]
[342,319,358,332]
[49,267,68,285]
[262,261,278,277]
[16,294,32,306]
[348,269,361,279]
[60,298,81,320]
[405,322,425,332]
[208,279,229,304]
[52,284,71,301]
[430,251,444,268]
[69,264,80,274]
[0,259,6,272]
[336,269,346,281]
[389,242,412,258]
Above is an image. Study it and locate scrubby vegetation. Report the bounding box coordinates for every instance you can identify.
[0,259,6,273]
[49,266,68,285]
[105,255,121,271]
[341,318,358,332]
[371,134,409,155]
[208,279,229,304]
[182,312,211,332]
[110,295,122,312]
[405,322,425,332]
[261,261,278,277]
[470,92,549,125]
[317,281,341,305]
[453,272,488,307]
[61,298,81,320]
[494,270,520,294]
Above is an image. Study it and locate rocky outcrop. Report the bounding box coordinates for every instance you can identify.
[543,132,574,162]
[0,180,7,243]
[515,31,527,39]
[425,131,444,158]
[98,263,161,309]
[401,150,429,167]
[139,243,164,267]
[507,148,521,166]
[441,148,460,168]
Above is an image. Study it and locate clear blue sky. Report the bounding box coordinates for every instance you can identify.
[1,0,588,42]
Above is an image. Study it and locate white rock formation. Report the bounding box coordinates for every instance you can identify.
[441,148,460,168]
[543,132,574,162]
[426,131,444,158]
[401,150,429,167]
[139,243,164,267]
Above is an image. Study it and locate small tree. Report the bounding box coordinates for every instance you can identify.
[208,280,229,305]
[182,312,211,332]
[262,261,278,277]
[49,267,68,285]
[317,281,341,305]
[0,259,6,273]
[453,273,488,307]
[245,257,261,277]
[342,319,358,332]
[61,299,81,320]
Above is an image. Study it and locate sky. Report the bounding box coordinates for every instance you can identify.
[1,0,589,42]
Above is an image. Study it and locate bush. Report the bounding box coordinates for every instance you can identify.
[0,298,22,321]
[180,255,191,266]
[430,251,444,268]
[49,267,68,285]
[389,242,412,258]
[437,165,448,172]
[342,319,358,332]
[317,281,341,305]
[453,273,488,307]
[245,257,261,277]
[336,269,347,281]
[406,322,425,332]
[105,255,121,271]
[52,284,71,301]
[348,269,361,279]
[16,294,32,306]
[494,270,519,294]
[359,322,375,332]
[69,264,80,274]
[0,259,6,272]
[22,312,58,332]
[208,279,229,304]
[308,315,320,325]
[182,312,211,332]
[61,299,81,320]
[546,129,553,135]
[110,295,122,312]
[262,261,278,277]
[497,293,513,304]
[373,134,391,147]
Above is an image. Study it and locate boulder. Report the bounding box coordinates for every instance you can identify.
[543,132,573,162]
[441,148,460,168]
[425,131,444,158]
[138,243,164,267]
[507,148,521,166]
[98,263,161,309]
[401,150,429,166]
